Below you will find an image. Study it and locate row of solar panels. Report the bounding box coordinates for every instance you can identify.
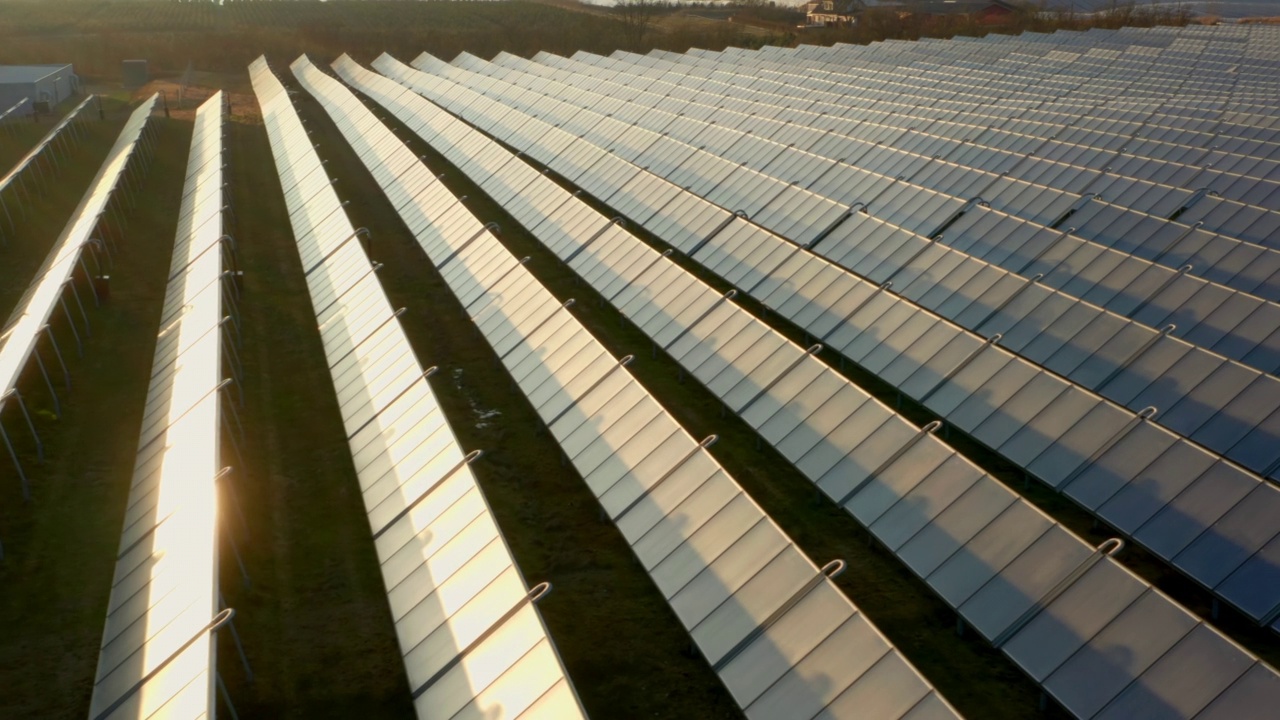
[251,57,589,720]
[626,42,1280,140]
[1040,5,1280,23]
[746,41,1280,119]
[489,49,1280,292]
[645,44,1280,211]
[413,28,1280,616]
[532,49,1280,283]
[525,48,1280,292]
[0,95,157,485]
[337,52,1280,719]
[377,51,1280,634]
[88,93,230,720]
[824,46,1280,96]
[298,52,963,720]
[786,25,1280,93]
[0,95,92,242]
[445,49,1280,387]
[433,47,1280,478]
[601,35,1280,473]
[858,1,1272,19]
[0,97,26,123]
[691,37,1280,153]
[722,28,1280,92]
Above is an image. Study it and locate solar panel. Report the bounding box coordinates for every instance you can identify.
[386,47,1280,630]
[544,44,1280,180]
[88,92,229,720]
[0,97,27,123]
[0,95,92,242]
[356,53,1280,718]
[0,93,157,496]
[514,47,1280,356]
[456,51,1280,384]
[315,53,961,720]
[250,57,586,720]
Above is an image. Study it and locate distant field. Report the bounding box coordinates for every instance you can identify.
[1038,1,1280,18]
[0,0,1237,85]
[0,0,784,80]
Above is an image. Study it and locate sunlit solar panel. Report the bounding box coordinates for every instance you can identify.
[251,56,586,720]
[88,92,225,720]
[374,37,1280,636]
[0,94,157,497]
[0,95,92,243]
[359,45,1280,717]
[313,54,962,719]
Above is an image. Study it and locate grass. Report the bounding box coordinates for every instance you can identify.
[0,0,1203,88]
[0,115,58,175]
[0,1,728,79]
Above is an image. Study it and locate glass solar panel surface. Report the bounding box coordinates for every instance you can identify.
[320,54,961,720]
[253,56,586,720]
[360,48,1280,718]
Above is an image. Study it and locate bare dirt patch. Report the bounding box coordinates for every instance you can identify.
[129,79,259,123]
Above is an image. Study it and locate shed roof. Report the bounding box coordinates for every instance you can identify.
[0,65,73,85]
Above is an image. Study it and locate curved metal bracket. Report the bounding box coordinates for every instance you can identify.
[1098,538,1125,556]
[529,581,553,603]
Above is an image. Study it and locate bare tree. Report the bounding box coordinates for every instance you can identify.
[614,0,661,49]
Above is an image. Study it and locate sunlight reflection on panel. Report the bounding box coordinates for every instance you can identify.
[252,57,585,720]
[1,95,158,438]
[0,95,94,246]
[89,93,226,720]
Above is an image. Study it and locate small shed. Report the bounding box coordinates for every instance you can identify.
[122,60,149,90]
[0,65,79,116]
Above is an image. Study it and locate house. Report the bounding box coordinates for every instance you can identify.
[0,65,79,116]
[806,0,866,26]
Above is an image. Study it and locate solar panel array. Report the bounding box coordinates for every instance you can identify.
[365,26,1280,637]
[48,19,1280,720]
[448,48,1280,381]
[0,94,157,493]
[0,97,27,123]
[373,49,1280,638]
[250,57,586,720]
[0,95,92,243]
[338,44,1280,718]
[88,92,228,720]
[305,53,961,720]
